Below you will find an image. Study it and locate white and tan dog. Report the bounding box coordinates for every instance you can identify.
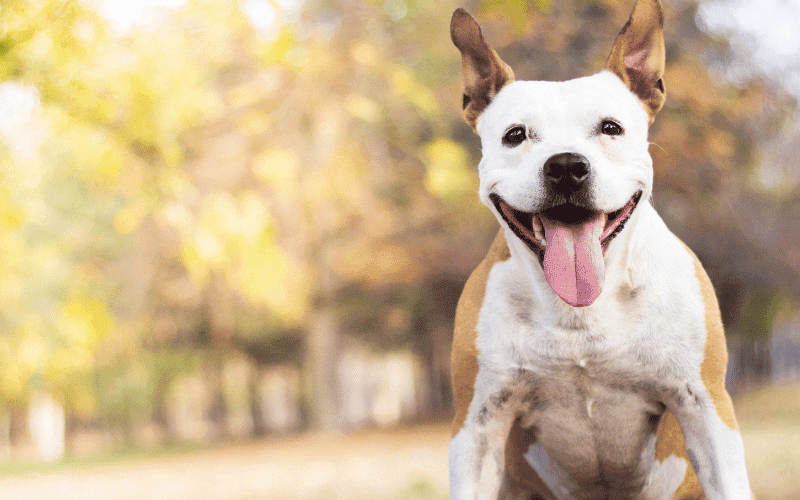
[448,1,752,499]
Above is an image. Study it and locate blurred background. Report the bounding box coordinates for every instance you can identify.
[0,0,799,498]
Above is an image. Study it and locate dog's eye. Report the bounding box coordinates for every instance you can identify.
[600,120,623,136]
[502,126,527,147]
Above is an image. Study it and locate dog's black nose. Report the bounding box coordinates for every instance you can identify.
[543,153,590,191]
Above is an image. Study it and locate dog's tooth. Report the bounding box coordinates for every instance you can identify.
[533,216,545,243]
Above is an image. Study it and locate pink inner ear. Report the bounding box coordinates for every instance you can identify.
[624,47,650,73]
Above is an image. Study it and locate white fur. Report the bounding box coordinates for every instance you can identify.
[477,72,653,221]
[641,455,688,500]
[524,441,577,500]
[449,69,751,499]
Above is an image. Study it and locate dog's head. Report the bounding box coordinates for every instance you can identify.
[451,0,665,307]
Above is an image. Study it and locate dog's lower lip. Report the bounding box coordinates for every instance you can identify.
[600,190,642,247]
[490,191,642,255]
[490,194,546,259]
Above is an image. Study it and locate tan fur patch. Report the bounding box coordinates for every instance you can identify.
[451,231,510,436]
[654,410,702,499]
[685,243,739,431]
[652,240,742,499]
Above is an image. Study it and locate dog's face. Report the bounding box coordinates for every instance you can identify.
[452,0,665,307]
[478,74,651,306]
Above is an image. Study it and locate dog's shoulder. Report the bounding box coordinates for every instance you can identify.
[642,214,737,428]
[677,237,739,430]
[451,230,509,435]
[456,230,511,329]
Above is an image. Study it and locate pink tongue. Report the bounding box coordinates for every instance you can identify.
[541,214,606,307]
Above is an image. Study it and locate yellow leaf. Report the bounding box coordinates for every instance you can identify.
[254,148,301,194]
[391,67,414,95]
[230,230,310,325]
[345,93,382,123]
[114,199,147,234]
[390,66,439,116]
[59,295,113,346]
[180,242,211,286]
[423,139,475,201]
[262,25,295,64]
[410,87,439,117]
[350,41,378,66]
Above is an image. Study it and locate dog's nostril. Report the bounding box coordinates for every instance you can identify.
[543,153,590,186]
[570,162,589,183]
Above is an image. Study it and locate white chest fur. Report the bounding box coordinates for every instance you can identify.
[464,206,709,497]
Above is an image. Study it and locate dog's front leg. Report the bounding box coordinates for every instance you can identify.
[665,380,751,500]
[450,380,520,500]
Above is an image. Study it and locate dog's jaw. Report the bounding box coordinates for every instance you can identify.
[491,191,642,307]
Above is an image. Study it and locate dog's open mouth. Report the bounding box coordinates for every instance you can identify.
[490,191,642,257]
[490,191,642,307]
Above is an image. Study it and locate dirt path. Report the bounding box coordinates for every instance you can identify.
[0,424,451,500]
[4,418,794,500]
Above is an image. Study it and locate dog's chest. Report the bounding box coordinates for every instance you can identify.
[518,358,663,489]
[489,350,667,497]
[474,258,678,495]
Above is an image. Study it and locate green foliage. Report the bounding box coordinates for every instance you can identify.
[737,284,784,340]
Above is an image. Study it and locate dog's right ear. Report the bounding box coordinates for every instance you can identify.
[606,0,666,122]
[451,8,515,130]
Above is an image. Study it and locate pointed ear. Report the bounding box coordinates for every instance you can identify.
[606,0,666,122]
[451,8,515,130]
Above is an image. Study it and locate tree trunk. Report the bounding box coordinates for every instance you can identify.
[303,306,340,431]
[204,276,234,440]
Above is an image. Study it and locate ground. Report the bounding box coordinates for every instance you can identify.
[0,424,450,500]
[1,384,799,500]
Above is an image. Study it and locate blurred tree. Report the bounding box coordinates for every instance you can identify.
[0,0,117,439]
[0,0,796,447]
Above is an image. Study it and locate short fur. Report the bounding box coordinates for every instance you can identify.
[448,1,752,499]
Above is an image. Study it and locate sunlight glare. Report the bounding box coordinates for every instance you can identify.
[94,0,189,31]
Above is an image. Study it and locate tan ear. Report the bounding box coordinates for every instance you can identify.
[451,8,515,130]
[606,0,666,121]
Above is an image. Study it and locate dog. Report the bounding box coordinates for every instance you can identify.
[448,1,752,499]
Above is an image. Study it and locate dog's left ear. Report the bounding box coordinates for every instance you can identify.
[607,0,666,121]
[451,8,515,130]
